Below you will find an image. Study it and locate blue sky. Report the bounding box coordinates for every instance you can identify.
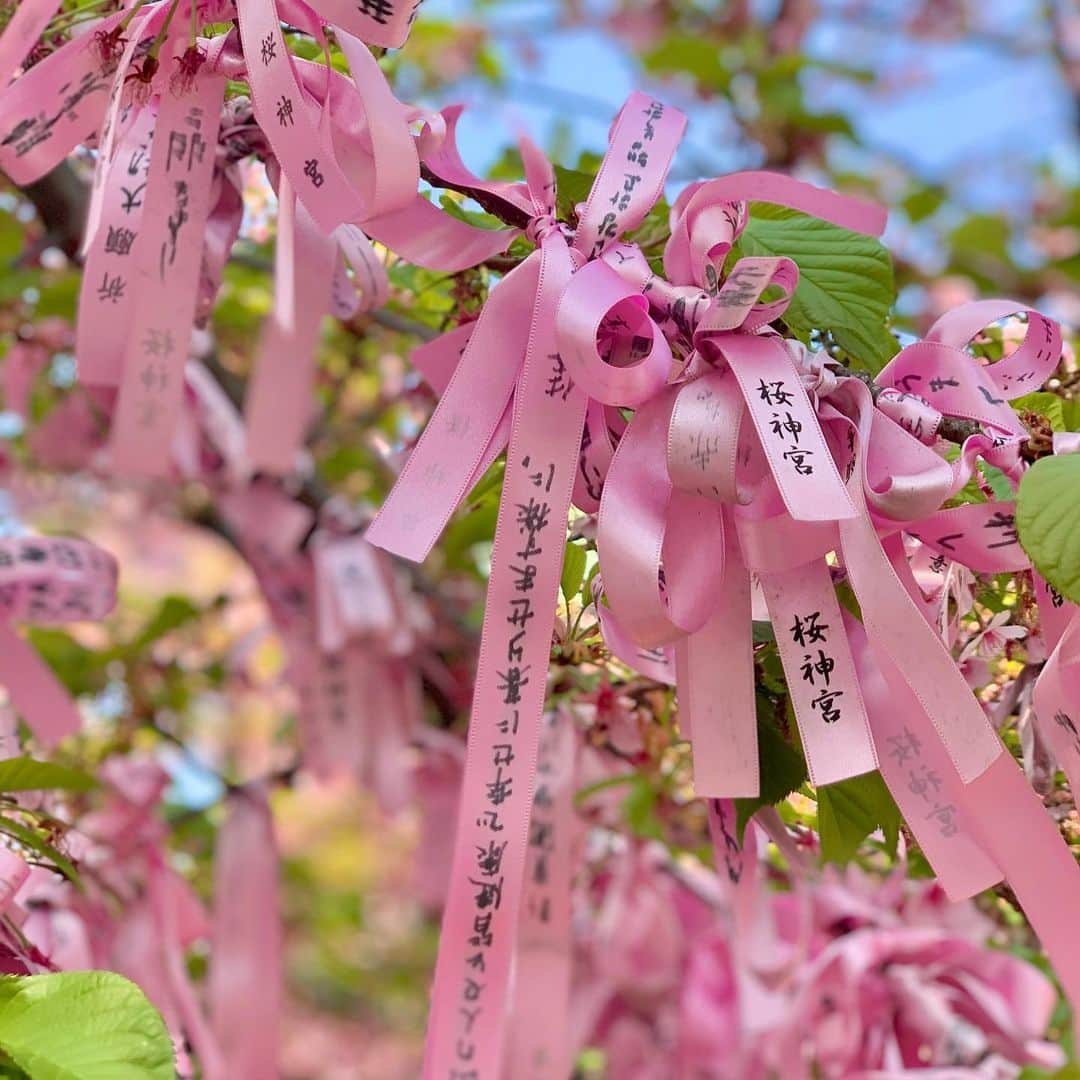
[419,0,1077,212]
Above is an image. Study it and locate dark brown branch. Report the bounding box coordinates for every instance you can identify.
[420,163,532,231]
[15,161,87,260]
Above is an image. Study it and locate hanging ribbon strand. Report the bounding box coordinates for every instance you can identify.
[366,91,687,1079]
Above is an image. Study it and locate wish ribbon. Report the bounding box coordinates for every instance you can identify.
[587,219,1080,1026]
[572,173,886,796]
[365,92,685,1080]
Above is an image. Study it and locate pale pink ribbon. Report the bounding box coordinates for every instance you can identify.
[505,707,578,1080]
[0,2,435,476]
[366,93,686,1080]
[0,0,63,86]
[572,173,887,797]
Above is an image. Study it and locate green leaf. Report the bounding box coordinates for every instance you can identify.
[901,184,946,223]
[817,770,900,865]
[980,463,1015,502]
[553,166,595,226]
[0,758,95,794]
[731,205,897,372]
[1018,454,1080,603]
[561,542,587,604]
[125,595,201,655]
[0,817,79,885]
[734,705,808,840]
[642,34,732,93]
[0,972,174,1080]
[622,776,664,841]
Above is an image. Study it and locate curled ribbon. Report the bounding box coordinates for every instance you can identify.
[586,209,1080,1028]
[580,174,886,796]
[366,92,686,1079]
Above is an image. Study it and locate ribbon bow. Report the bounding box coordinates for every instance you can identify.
[364,92,686,1080]
[583,206,1080,1030]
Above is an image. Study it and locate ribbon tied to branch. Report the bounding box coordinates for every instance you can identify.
[365,91,687,1080]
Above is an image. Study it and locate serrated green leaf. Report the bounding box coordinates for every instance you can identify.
[0,758,95,794]
[560,542,587,605]
[0,972,174,1080]
[817,770,900,865]
[732,205,897,372]
[734,706,808,840]
[1017,454,1080,603]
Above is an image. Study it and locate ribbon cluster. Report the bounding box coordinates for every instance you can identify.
[0,0,516,478]
[364,104,1080,1078]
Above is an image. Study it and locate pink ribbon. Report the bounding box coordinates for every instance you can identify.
[0,0,62,86]
[585,212,1080,1028]
[0,534,117,748]
[583,174,887,796]
[231,0,419,233]
[366,93,686,1079]
[108,58,226,475]
[506,708,578,1079]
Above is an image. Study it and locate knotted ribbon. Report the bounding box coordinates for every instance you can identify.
[582,192,1080,1023]
[573,174,887,797]
[365,92,686,1079]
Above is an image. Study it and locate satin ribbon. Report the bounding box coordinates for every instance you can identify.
[587,212,1080,1024]
[582,174,887,796]
[366,93,685,1080]
[232,0,419,233]
[0,534,117,747]
[506,707,577,1080]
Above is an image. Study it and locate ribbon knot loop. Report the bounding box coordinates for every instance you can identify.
[789,341,840,400]
[525,213,561,246]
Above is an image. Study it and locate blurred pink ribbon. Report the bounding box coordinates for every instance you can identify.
[0,535,117,747]
[0,0,435,476]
